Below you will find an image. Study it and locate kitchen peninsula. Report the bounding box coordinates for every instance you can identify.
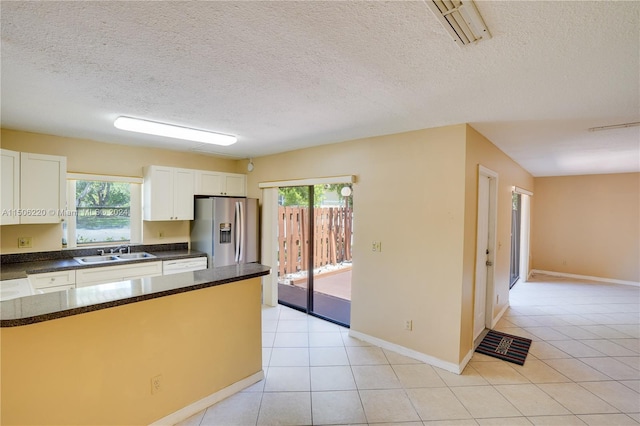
[1,263,270,426]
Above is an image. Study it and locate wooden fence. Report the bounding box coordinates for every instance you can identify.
[278,206,353,277]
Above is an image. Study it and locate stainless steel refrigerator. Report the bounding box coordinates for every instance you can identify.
[190,197,259,267]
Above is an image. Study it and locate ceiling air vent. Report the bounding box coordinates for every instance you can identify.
[426,0,491,47]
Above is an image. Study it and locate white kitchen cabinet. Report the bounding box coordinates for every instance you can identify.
[143,166,195,221]
[37,284,76,294]
[195,170,246,197]
[1,149,20,225]
[20,152,67,224]
[0,150,66,225]
[223,173,246,196]
[28,270,76,293]
[75,261,162,287]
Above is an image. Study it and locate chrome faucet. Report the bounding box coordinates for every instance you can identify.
[109,245,129,254]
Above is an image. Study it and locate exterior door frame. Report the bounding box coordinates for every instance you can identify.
[259,176,355,307]
[474,165,498,340]
[509,191,522,288]
[514,186,533,283]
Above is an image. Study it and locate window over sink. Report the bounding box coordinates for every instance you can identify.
[64,173,142,248]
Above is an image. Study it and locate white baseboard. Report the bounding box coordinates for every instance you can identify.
[492,302,510,329]
[149,370,264,426]
[531,269,640,287]
[459,347,475,373]
[348,330,465,374]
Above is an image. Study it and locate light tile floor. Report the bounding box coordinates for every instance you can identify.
[177,274,640,425]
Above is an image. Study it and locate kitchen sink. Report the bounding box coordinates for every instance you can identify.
[74,255,120,264]
[116,252,156,260]
[74,252,156,265]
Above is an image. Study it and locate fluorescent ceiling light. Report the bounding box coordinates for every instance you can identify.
[114,116,237,146]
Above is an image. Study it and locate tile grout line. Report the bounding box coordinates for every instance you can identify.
[190,278,639,426]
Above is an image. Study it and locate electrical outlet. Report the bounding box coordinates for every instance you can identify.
[151,375,163,394]
[18,237,32,248]
[404,319,413,331]
[372,241,382,252]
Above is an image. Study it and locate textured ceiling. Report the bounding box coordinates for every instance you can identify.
[1,1,638,176]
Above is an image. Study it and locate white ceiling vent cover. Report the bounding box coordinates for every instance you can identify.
[426,0,492,46]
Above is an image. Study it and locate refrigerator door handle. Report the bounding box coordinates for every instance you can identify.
[234,201,244,263]
[234,202,240,262]
[238,201,244,262]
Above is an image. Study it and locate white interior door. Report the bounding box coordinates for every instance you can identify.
[474,174,490,340]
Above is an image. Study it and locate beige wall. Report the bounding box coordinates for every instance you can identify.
[247,125,475,366]
[247,124,534,366]
[532,173,640,283]
[1,277,262,425]
[462,126,534,360]
[1,129,240,177]
[7,124,634,372]
[0,128,240,253]
[0,223,64,255]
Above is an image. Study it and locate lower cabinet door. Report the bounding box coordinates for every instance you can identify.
[36,284,75,294]
[28,270,76,291]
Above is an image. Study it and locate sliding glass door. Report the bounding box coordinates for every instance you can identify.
[277,186,312,312]
[277,184,353,326]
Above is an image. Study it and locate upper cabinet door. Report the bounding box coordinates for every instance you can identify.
[1,149,20,225]
[144,166,173,220]
[173,168,195,220]
[195,170,246,196]
[144,166,174,221]
[195,170,224,196]
[223,174,246,197]
[20,152,66,224]
[143,166,195,221]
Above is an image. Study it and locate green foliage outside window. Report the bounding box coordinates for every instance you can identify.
[76,181,129,209]
[74,180,131,243]
[279,184,353,208]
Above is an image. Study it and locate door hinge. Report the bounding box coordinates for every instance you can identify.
[486,260,493,266]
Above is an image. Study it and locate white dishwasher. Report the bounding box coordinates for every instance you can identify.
[162,257,208,275]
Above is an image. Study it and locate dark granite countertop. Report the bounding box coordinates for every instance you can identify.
[0,245,207,280]
[1,263,271,327]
